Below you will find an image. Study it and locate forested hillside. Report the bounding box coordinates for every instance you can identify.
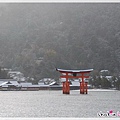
[0,3,120,80]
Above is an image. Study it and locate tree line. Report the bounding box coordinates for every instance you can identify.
[0,4,120,83]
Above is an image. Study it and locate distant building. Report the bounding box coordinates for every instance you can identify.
[100,70,109,73]
[8,71,25,82]
[0,80,21,91]
[105,76,113,81]
[38,78,55,85]
[100,70,110,76]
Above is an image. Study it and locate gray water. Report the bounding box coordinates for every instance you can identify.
[0,90,119,118]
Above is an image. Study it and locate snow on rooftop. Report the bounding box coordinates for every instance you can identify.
[49,81,59,86]
[20,83,32,87]
[0,81,21,87]
[56,68,93,73]
[106,76,112,79]
[100,70,109,72]
[8,71,21,74]
[0,81,8,86]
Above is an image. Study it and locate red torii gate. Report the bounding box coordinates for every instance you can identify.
[56,68,93,94]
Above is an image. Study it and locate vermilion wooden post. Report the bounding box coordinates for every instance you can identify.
[80,73,84,94]
[80,82,82,94]
[80,73,88,94]
[62,82,65,94]
[66,73,70,94]
[61,73,70,94]
[85,82,88,94]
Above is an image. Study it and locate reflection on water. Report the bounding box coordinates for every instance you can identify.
[0,90,119,117]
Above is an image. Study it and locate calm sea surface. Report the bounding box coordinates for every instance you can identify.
[0,89,119,118]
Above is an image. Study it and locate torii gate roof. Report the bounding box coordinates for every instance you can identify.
[56,68,93,73]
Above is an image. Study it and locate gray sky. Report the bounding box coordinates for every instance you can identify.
[0,0,119,3]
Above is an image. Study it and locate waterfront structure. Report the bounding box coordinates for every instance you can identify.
[56,68,93,94]
[8,71,26,82]
[0,80,21,90]
[0,78,93,91]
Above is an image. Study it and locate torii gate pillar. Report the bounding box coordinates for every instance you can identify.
[56,68,93,94]
[62,73,70,94]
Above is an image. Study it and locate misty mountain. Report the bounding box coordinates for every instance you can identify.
[0,3,120,80]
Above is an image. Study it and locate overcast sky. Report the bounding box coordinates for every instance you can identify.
[0,0,119,3]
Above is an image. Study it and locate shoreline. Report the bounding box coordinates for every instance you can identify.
[0,88,119,91]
